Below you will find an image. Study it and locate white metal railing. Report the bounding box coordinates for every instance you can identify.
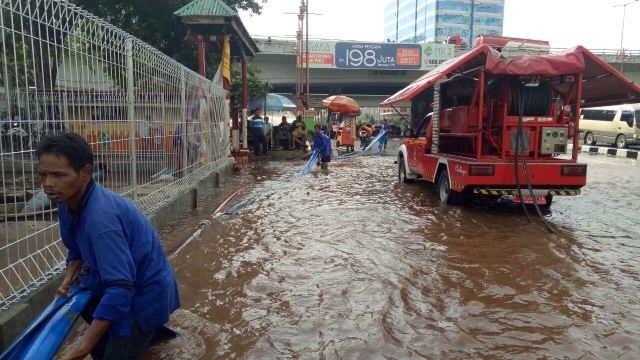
[583,48,640,64]
[0,0,230,310]
[253,36,640,64]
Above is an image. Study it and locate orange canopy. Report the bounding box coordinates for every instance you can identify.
[321,95,361,114]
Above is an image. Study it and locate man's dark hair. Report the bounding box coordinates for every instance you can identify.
[36,133,94,173]
[314,124,321,129]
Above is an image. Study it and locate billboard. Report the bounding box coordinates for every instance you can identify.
[298,41,455,71]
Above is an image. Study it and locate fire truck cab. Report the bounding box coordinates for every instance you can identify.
[383,44,640,206]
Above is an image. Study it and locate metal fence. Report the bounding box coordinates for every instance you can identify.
[0,0,230,310]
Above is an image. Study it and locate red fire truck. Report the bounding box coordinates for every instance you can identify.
[382,45,640,206]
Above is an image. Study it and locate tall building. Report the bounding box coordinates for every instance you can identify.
[384,0,504,46]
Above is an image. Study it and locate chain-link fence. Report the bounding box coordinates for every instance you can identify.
[0,0,230,310]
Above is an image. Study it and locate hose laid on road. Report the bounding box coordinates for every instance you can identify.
[180,130,389,242]
[168,178,257,258]
[173,150,320,249]
[221,150,319,219]
[333,130,388,160]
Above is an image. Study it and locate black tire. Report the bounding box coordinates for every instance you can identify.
[615,134,628,149]
[437,173,466,205]
[336,140,340,147]
[542,195,553,208]
[398,158,414,183]
[584,132,595,146]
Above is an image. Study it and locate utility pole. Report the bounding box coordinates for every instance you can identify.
[614,0,639,73]
[304,0,310,110]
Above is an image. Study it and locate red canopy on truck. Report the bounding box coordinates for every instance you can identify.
[380,45,640,108]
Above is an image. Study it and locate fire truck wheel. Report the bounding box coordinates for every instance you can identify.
[398,159,414,183]
[543,195,553,207]
[615,134,628,149]
[584,132,595,146]
[437,173,466,205]
[336,140,340,147]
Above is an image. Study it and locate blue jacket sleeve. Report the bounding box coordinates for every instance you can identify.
[90,229,136,322]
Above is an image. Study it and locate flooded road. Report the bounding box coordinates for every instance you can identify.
[149,148,640,359]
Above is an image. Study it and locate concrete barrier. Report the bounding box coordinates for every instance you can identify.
[573,144,639,159]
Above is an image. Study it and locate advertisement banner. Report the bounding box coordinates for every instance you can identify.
[296,41,455,71]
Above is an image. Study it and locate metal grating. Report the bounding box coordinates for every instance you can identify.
[0,0,230,310]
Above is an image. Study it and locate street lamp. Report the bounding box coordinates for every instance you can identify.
[614,0,639,73]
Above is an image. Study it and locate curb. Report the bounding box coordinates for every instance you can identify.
[573,144,639,159]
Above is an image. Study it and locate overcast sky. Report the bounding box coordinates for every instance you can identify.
[239,0,640,50]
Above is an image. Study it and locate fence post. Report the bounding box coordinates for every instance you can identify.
[181,69,188,176]
[126,38,138,200]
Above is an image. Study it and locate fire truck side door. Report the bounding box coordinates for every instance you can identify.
[406,114,433,175]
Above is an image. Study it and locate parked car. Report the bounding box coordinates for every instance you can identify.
[372,124,402,137]
[388,124,402,137]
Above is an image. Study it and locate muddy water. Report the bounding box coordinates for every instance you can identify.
[148,153,640,359]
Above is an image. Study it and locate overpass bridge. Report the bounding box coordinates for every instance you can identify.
[248,37,640,111]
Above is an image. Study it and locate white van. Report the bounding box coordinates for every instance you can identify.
[579,104,640,148]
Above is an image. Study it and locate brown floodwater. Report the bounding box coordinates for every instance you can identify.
[144,148,640,359]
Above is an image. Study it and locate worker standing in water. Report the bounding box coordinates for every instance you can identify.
[312,124,332,169]
[36,133,180,360]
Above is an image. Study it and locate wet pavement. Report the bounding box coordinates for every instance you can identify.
[73,138,640,359]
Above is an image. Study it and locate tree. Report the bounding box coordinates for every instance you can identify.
[67,0,269,99]
[229,64,266,107]
[360,113,375,123]
[1,0,78,90]
[67,0,267,73]
[1,0,267,96]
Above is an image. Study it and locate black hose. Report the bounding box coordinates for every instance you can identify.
[513,81,555,233]
[513,84,532,223]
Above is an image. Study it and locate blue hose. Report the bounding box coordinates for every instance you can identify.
[334,130,388,160]
[222,151,319,219]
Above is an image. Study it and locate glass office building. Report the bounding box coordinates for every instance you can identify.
[384,0,504,46]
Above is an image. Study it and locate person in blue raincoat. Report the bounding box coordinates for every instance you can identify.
[381,118,392,151]
[35,133,180,360]
[249,109,268,156]
[312,124,332,169]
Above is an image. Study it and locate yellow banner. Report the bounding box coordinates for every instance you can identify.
[222,35,231,84]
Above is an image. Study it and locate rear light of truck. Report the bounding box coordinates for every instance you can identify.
[469,164,495,176]
[561,165,587,176]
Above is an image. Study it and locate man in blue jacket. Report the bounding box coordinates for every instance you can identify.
[250,109,268,156]
[312,124,332,169]
[36,133,180,360]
